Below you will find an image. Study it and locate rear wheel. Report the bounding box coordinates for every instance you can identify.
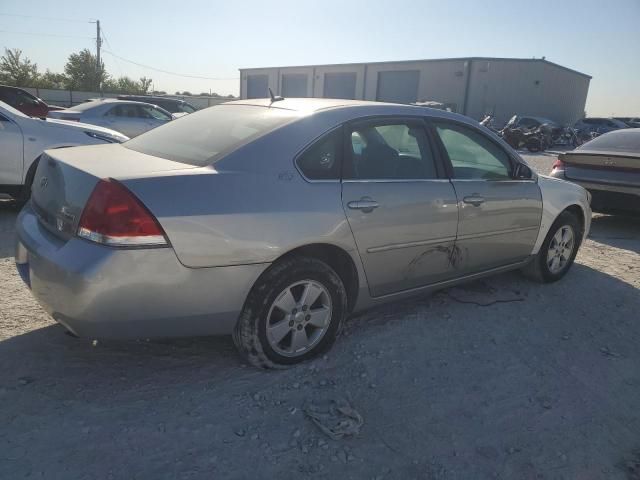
[233,256,347,368]
[523,211,581,283]
[526,137,541,152]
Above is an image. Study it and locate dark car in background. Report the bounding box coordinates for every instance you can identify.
[116,95,197,114]
[507,115,559,130]
[574,117,628,135]
[614,117,640,128]
[550,128,640,214]
[0,85,63,117]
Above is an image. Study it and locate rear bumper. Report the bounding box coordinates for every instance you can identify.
[549,170,640,213]
[15,204,269,339]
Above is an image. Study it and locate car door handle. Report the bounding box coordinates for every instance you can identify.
[347,199,379,213]
[463,195,485,206]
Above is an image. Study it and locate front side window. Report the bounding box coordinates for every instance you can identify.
[344,121,437,180]
[435,123,512,180]
[16,90,40,107]
[180,103,196,113]
[296,129,341,180]
[105,104,144,118]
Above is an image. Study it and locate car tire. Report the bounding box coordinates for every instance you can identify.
[526,138,541,152]
[233,256,347,369]
[522,211,582,283]
[17,155,42,205]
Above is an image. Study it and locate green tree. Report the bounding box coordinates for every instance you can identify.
[138,77,152,94]
[0,48,39,86]
[64,49,107,91]
[102,76,153,95]
[35,70,68,89]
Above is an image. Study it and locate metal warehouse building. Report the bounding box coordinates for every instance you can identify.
[239,57,591,125]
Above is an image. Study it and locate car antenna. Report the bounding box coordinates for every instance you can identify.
[268,88,284,105]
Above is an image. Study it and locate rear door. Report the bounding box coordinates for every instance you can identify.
[341,117,459,297]
[431,120,542,275]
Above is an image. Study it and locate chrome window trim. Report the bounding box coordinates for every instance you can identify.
[342,178,451,184]
[367,236,456,253]
[451,178,537,183]
[456,226,539,241]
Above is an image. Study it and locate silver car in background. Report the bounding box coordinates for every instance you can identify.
[48,99,173,138]
[16,98,591,368]
[550,128,640,214]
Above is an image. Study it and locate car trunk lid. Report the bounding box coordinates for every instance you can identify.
[31,144,198,241]
[47,109,82,121]
[561,151,640,188]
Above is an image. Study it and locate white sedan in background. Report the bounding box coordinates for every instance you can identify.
[0,101,128,202]
[48,99,173,138]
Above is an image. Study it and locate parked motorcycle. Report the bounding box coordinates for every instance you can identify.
[500,125,543,152]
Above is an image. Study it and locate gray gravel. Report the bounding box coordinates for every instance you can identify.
[1,156,639,480]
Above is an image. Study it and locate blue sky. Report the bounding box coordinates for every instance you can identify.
[1,0,638,115]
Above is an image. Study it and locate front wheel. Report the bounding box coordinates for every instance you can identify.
[522,211,581,283]
[233,256,347,368]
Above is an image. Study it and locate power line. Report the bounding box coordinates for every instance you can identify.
[0,29,93,39]
[100,27,124,77]
[101,50,238,81]
[0,12,90,23]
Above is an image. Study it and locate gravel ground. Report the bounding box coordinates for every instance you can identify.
[1,153,639,480]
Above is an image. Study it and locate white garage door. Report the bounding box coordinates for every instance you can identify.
[376,70,420,104]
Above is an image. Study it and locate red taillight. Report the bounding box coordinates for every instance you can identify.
[552,157,565,171]
[77,179,167,247]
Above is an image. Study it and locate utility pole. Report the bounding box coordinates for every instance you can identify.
[95,20,102,91]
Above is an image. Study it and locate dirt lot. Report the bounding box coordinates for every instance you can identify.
[1,152,639,480]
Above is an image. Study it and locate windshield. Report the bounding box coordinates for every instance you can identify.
[124,104,300,166]
[180,103,196,113]
[579,129,640,153]
[0,100,28,118]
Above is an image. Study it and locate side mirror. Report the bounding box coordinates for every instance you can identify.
[513,163,533,180]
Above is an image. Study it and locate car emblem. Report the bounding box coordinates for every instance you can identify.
[604,158,615,166]
[40,177,48,188]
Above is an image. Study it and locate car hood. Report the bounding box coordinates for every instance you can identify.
[42,118,129,140]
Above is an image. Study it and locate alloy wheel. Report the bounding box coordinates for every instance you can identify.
[546,225,575,274]
[266,280,332,357]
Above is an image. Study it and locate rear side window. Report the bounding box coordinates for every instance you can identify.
[435,123,512,180]
[124,104,299,166]
[296,129,342,180]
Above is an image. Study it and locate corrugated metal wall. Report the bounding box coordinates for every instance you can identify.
[240,58,590,125]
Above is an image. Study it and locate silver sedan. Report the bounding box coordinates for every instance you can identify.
[16,98,591,367]
[550,128,640,214]
[48,99,173,138]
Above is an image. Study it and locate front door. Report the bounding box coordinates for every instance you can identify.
[341,118,459,297]
[431,121,542,274]
[0,114,24,186]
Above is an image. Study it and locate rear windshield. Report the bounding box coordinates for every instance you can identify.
[124,104,299,166]
[579,129,640,153]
